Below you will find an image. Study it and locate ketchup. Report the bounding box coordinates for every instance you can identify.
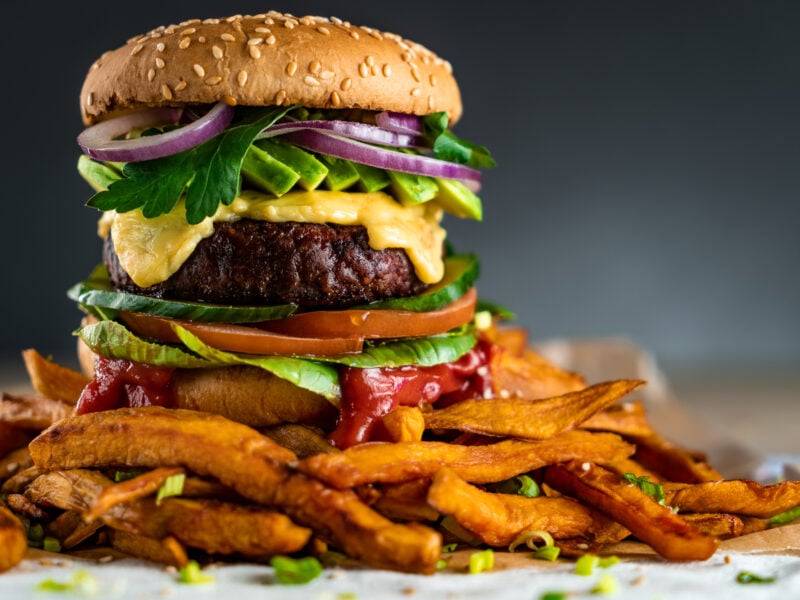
[329,338,496,448]
[76,356,175,415]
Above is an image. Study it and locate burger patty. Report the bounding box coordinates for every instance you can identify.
[104,220,430,308]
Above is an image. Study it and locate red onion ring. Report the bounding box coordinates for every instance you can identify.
[256,119,424,148]
[77,102,234,163]
[281,129,482,192]
[375,111,423,136]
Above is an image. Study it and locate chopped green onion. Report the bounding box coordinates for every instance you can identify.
[442,543,459,553]
[591,572,619,595]
[597,555,619,568]
[533,546,561,561]
[177,560,215,585]
[473,310,493,331]
[575,554,599,576]
[436,559,449,570]
[36,570,99,594]
[155,473,186,506]
[768,505,800,525]
[27,522,44,547]
[508,530,554,553]
[113,470,143,482]
[516,475,541,498]
[271,556,323,585]
[468,549,494,574]
[736,571,776,584]
[539,593,568,600]
[622,473,666,505]
[43,536,62,553]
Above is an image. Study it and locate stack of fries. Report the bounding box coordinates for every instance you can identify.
[2,326,799,575]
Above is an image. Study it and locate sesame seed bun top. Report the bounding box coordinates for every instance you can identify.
[80,11,462,126]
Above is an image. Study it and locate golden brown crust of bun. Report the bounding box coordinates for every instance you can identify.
[81,11,462,125]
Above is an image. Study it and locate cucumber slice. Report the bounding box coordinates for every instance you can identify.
[254,138,328,190]
[241,145,300,197]
[68,266,298,323]
[361,254,479,312]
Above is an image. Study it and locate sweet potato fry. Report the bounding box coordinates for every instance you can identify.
[381,406,425,443]
[28,407,441,573]
[490,348,586,400]
[262,424,337,458]
[545,461,719,560]
[486,324,529,356]
[22,349,90,405]
[0,392,73,430]
[372,479,440,522]
[630,433,722,483]
[580,401,653,437]
[109,530,185,567]
[680,513,744,539]
[86,467,185,522]
[664,479,800,518]
[0,423,32,457]
[300,430,634,488]
[0,498,26,573]
[424,379,644,439]
[428,467,628,547]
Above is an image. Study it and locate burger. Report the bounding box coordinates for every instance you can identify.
[70,10,497,449]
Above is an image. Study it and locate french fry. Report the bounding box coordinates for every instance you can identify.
[299,430,634,488]
[22,349,90,405]
[580,401,654,438]
[491,348,586,400]
[262,424,338,459]
[372,479,440,522]
[0,423,32,457]
[380,406,425,443]
[424,379,644,439]
[2,466,41,494]
[0,392,73,430]
[28,407,442,573]
[545,461,719,560]
[680,513,744,539]
[664,479,800,519]
[0,447,33,483]
[427,467,628,547]
[86,467,185,522]
[630,433,722,483]
[0,498,26,573]
[109,530,185,567]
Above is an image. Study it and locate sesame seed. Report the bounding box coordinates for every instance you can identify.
[300,16,315,26]
[192,64,205,77]
[402,52,414,63]
[175,80,188,91]
[225,15,240,23]
[330,91,341,107]
[248,37,263,45]
[203,18,220,24]
[212,45,224,59]
[237,70,248,87]
[581,462,591,471]
[410,87,421,97]
[179,37,191,50]
[205,75,222,85]
[358,63,369,78]
[86,93,93,106]
[198,36,206,43]
[284,20,295,29]
[255,27,271,33]
[422,56,431,65]
[318,26,331,35]
[147,68,156,81]
[249,45,262,59]
[429,74,437,86]
[349,30,360,40]
[428,95,435,110]
[304,75,320,86]
[220,33,236,42]
[308,60,321,74]
[411,67,421,82]
[382,64,392,77]
[266,35,276,45]
[330,16,343,25]
[275,89,287,104]
[264,17,274,25]
[223,95,238,106]
[161,84,173,100]
[365,55,375,67]
[182,27,196,36]
[155,57,165,69]
[150,32,162,39]
[340,77,352,91]
[320,70,334,80]
[131,44,144,56]
[286,61,297,76]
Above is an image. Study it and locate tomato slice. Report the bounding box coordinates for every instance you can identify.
[118,312,364,356]
[255,288,477,339]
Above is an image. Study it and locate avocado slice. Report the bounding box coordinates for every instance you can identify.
[353,163,391,193]
[254,138,328,191]
[360,254,479,312]
[319,155,360,190]
[77,155,122,191]
[388,170,439,205]
[432,178,483,221]
[241,144,300,197]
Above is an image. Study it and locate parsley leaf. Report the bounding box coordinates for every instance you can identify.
[87,106,291,225]
[622,473,666,505]
[421,112,496,169]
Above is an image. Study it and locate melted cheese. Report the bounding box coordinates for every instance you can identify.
[100,190,446,289]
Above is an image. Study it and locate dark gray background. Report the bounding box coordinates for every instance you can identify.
[2,1,798,376]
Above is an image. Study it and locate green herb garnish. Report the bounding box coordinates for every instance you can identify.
[42,537,62,553]
[155,473,186,505]
[575,554,599,576]
[36,570,99,594]
[421,112,495,168]
[177,560,215,585]
[468,549,494,574]
[591,572,619,595]
[270,556,323,585]
[622,473,666,505]
[88,106,290,225]
[442,543,459,553]
[736,571,776,584]
[768,504,800,525]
